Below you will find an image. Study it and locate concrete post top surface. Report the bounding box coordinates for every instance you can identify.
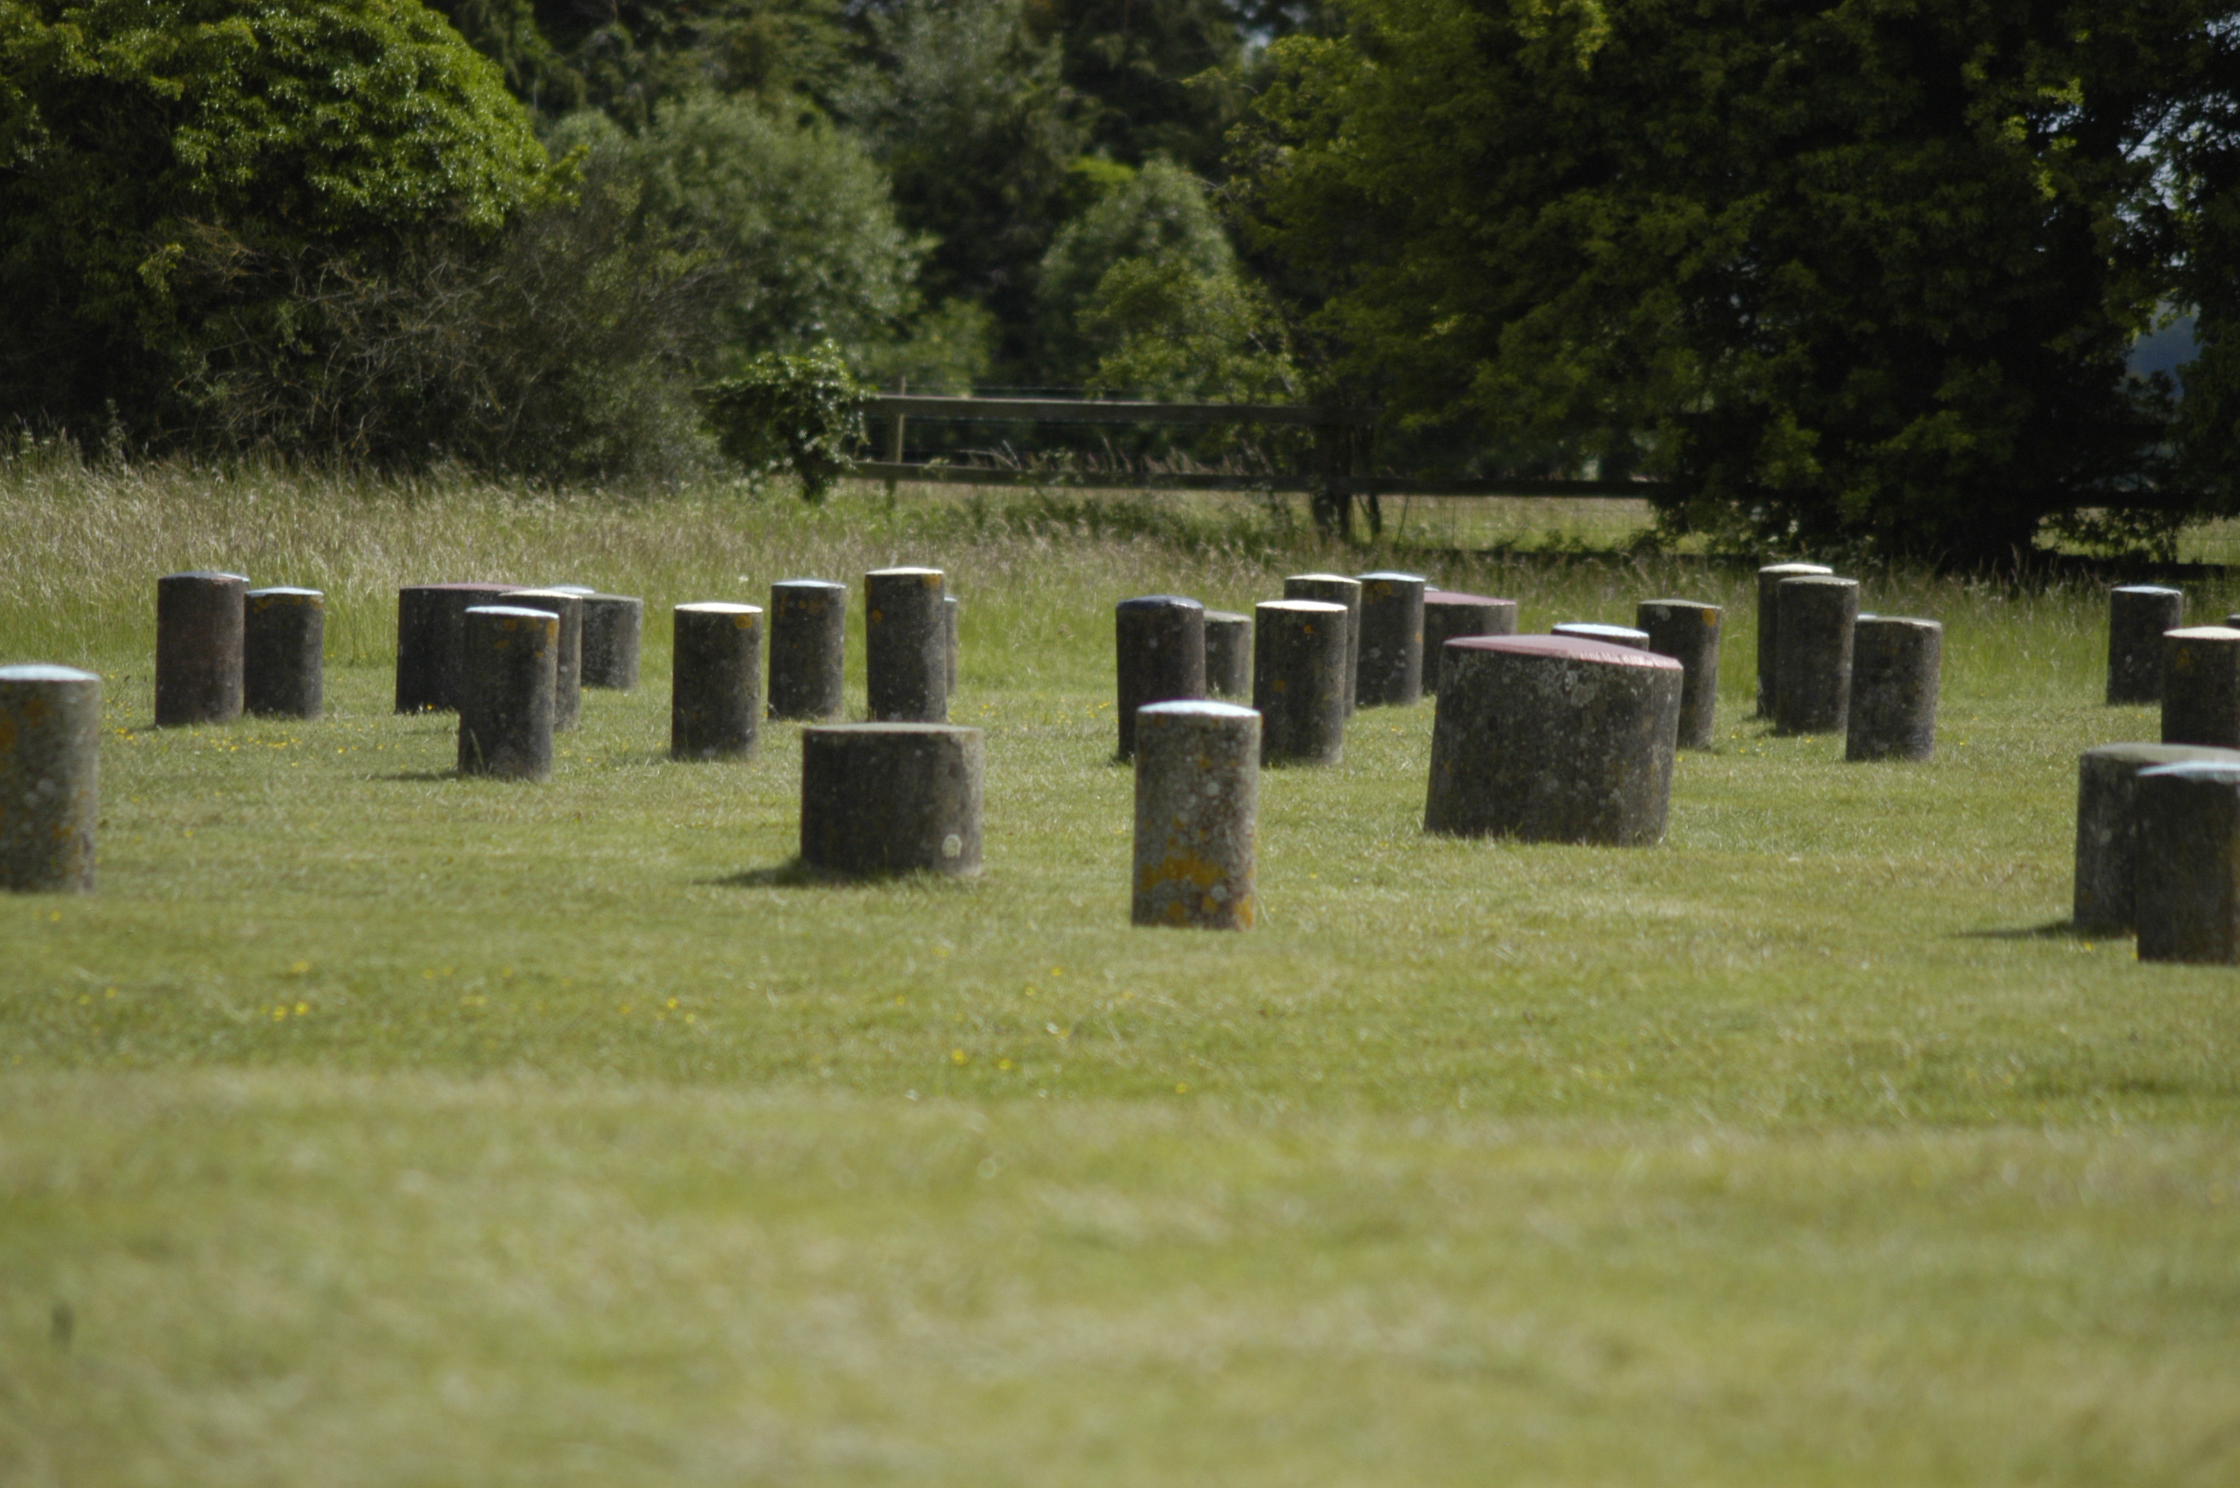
[774,578,847,591]
[1777,574,1858,590]
[1449,633,1683,670]
[247,586,321,598]
[545,584,597,594]
[676,601,761,615]
[805,722,981,740]
[2166,626,2240,641]
[1140,700,1257,721]
[1856,615,1942,633]
[463,605,560,625]
[1553,622,1649,644]
[2139,760,2240,785]
[868,566,943,578]
[1204,609,1250,622]
[1357,570,1427,583]
[0,663,98,684]
[2115,584,2184,596]
[162,570,248,584]
[2083,742,2240,766]
[403,581,514,592]
[500,588,582,601]
[1640,598,1721,614]
[1758,561,1833,576]
[1426,589,1515,605]
[1286,572,1360,588]
[1257,599,1347,615]
[1117,594,1204,612]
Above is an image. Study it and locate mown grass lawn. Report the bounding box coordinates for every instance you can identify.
[2,460,2237,1485]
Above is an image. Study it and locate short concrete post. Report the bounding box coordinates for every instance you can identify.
[672,603,763,760]
[1132,701,1257,929]
[1635,600,1721,750]
[768,579,848,721]
[1756,561,1832,716]
[1774,575,1858,735]
[1115,595,1207,758]
[2135,761,2240,963]
[1421,591,1519,695]
[0,665,99,893]
[865,567,948,722]
[457,606,556,781]
[2109,585,2184,704]
[579,594,644,690]
[1845,616,1941,761]
[1424,635,1681,845]
[155,570,247,726]
[1283,573,1362,714]
[2161,627,2240,747]
[2072,743,2240,934]
[945,594,961,696]
[1203,611,1252,698]
[1354,571,1425,707]
[395,583,515,712]
[243,587,324,719]
[1552,622,1649,649]
[1253,599,1348,765]
[500,589,584,730]
[800,724,983,878]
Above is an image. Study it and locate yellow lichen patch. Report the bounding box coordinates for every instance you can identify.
[1139,849,1226,893]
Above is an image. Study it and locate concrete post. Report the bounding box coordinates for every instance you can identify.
[1552,622,1649,649]
[1755,561,1832,716]
[769,579,848,721]
[395,583,515,713]
[865,567,948,723]
[243,587,324,719]
[1115,595,1207,758]
[1422,591,1519,695]
[579,594,644,690]
[2135,761,2240,963]
[499,589,584,731]
[1283,573,1363,715]
[800,723,983,878]
[1132,700,1258,929]
[2073,743,2240,934]
[0,664,99,893]
[2109,585,2185,704]
[2161,626,2240,747]
[1636,600,1721,750]
[1847,616,1941,761]
[1203,611,1252,698]
[457,606,556,781]
[1424,634,1681,846]
[672,602,762,760]
[945,594,961,696]
[1354,571,1426,708]
[155,570,246,726]
[1253,599,1348,765]
[1774,575,1858,735]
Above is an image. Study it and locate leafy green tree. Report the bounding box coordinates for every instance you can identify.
[1238,0,2220,564]
[1042,0,1243,172]
[516,0,849,125]
[1036,157,1237,379]
[1078,255,1295,400]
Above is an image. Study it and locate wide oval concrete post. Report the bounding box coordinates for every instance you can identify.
[800,723,983,878]
[1203,611,1252,698]
[500,589,584,731]
[458,606,556,781]
[1755,561,1832,716]
[1283,573,1363,715]
[1636,599,1721,750]
[2135,761,2240,963]
[1774,575,1858,735]
[2109,585,2184,704]
[1115,595,1207,758]
[2162,627,2240,746]
[243,587,324,719]
[579,594,643,690]
[1253,599,1348,765]
[155,570,246,726]
[768,579,848,721]
[1354,571,1426,707]
[672,602,762,760]
[1425,634,1682,846]
[1552,622,1649,649]
[2073,743,2240,934]
[1132,700,1258,930]
[1847,616,1941,761]
[1422,591,1519,695]
[395,583,515,713]
[865,567,948,722]
[0,664,99,893]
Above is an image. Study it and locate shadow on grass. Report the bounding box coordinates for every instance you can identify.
[1956,919,2091,940]
[706,859,984,891]
[375,768,457,783]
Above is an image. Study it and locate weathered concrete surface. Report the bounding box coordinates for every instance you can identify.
[2109,585,2185,705]
[395,583,515,713]
[2073,743,2240,934]
[672,602,762,760]
[1203,611,1252,698]
[1774,575,1858,735]
[1846,616,1940,761]
[946,595,961,696]
[155,570,247,727]
[1253,599,1348,765]
[2135,761,2240,962]
[1425,634,1681,846]
[1132,700,1258,930]
[1115,595,1207,758]
[800,723,983,878]
[500,589,585,731]
[579,594,644,690]
[769,579,848,721]
[458,606,557,781]
[0,664,99,893]
[1755,562,1832,716]
[1283,574,1362,716]
[244,587,324,720]
[2161,626,2240,747]
[865,567,948,723]
[1552,622,1649,649]
[1354,571,1426,708]
[1636,599,1721,750]
[1421,591,1519,695]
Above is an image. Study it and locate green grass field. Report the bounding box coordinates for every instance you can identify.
[3,455,2238,1485]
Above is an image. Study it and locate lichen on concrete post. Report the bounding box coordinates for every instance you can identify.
[155,570,247,727]
[1283,573,1363,715]
[500,589,585,730]
[2072,743,2240,935]
[672,602,763,760]
[1552,622,1649,649]
[1774,575,1858,735]
[768,579,848,721]
[0,664,99,893]
[1636,599,1721,750]
[1252,599,1348,765]
[395,583,515,713]
[2109,585,2185,705]
[1132,700,1257,930]
[1847,616,1941,761]
[244,587,324,719]
[1755,561,1832,717]
[2160,626,2240,747]
[2134,761,2240,963]
[1115,595,1207,758]
[1354,571,1426,707]
[799,723,983,878]
[458,606,557,781]
[1421,591,1519,695]
[865,567,948,723]
[1424,634,1681,846]
[1203,611,1252,698]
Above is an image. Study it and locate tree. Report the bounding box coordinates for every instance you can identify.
[1042,0,1244,172]
[1237,0,2222,565]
